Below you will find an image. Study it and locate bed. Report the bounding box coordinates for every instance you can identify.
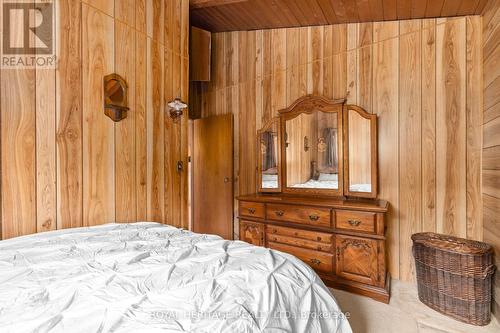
[0,222,352,333]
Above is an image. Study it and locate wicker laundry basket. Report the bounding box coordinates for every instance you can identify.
[412,232,496,326]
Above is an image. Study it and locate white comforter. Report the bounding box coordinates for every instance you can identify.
[0,222,351,333]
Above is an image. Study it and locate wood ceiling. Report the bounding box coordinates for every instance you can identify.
[190,0,490,32]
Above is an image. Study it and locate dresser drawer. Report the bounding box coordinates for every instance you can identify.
[268,242,334,273]
[335,210,376,233]
[239,201,265,219]
[267,204,331,227]
[267,233,333,252]
[267,225,333,243]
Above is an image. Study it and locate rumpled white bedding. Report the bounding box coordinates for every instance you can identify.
[0,222,352,333]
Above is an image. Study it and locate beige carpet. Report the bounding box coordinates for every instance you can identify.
[329,280,500,333]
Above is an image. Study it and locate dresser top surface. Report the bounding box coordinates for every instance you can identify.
[237,193,389,212]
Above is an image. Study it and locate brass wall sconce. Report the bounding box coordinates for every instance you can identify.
[104,74,129,122]
[167,98,188,122]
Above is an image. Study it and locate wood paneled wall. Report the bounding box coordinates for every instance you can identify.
[482,0,500,319]
[0,0,190,239]
[190,17,484,282]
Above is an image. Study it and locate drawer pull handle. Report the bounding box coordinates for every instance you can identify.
[348,220,361,227]
[309,214,320,221]
[275,210,285,217]
[317,237,322,241]
[272,229,278,234]
[310,258,321,265]
[247,208,256,214]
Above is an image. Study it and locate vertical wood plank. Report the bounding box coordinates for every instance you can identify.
[466,16,483,241]
[172,0,181,55]
[136,32,148,221]
[399,23,422,281]
[436,18,467,238]
[180,53,190,228]
[36,59,56,233]
[146,38,164,222]
[36,0,57,233]
[181,0,189,58]
[322,26,333,98]
[421,21,437,234]
[346,24,357,103]
[115,21,137,222]
[238,81,256,196]
[115,0,135,26]
[136,0,147,34]
[332,25,347,100]
[373,21,399,42]
[82,0,114,17]
[82,4,115,226]
[357,44,372,111]
[56,0,82,230]
[1,57,36,237]
[171,52,182,226]
[1,1,37,238]
[373,36,400,279]
[164,49,175,225]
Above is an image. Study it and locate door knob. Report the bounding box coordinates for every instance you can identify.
[224,177,231,183]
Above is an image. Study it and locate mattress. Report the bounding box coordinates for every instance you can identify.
[0,222,352,333]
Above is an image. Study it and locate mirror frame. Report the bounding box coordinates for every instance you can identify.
[279,95,345,197]
[257,117,282,193]
[343,105,378,198]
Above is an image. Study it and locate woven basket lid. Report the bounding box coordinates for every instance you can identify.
[411,232,493,255]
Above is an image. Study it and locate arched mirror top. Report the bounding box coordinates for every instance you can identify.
[278,95,346,120]
[344,104,377,121]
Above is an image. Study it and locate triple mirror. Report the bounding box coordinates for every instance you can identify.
[257,96,378,198]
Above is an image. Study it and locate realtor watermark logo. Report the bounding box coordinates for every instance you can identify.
[2,0,56,68]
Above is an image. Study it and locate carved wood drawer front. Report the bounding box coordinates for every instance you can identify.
[335,234,379,286]
[268,241,334,273]
[267,225,333,243]
[240,221,265,247]
[335,210,376,233]
[266,204,331,227]
[239,201,265,219]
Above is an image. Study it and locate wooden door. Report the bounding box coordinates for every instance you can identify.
[335,234,379,286]
[193,114,234,239]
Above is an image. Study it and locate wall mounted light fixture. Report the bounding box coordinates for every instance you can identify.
[104,73,129,122]
[167,98,188,122]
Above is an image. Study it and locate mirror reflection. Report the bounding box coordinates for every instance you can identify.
[348,110,372,193]
[260,122,279,189]
[285,112,339,189]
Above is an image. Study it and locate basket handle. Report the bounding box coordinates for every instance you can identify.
[481,265,496,279]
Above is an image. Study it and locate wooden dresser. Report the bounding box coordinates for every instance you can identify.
[237,193,390,303]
